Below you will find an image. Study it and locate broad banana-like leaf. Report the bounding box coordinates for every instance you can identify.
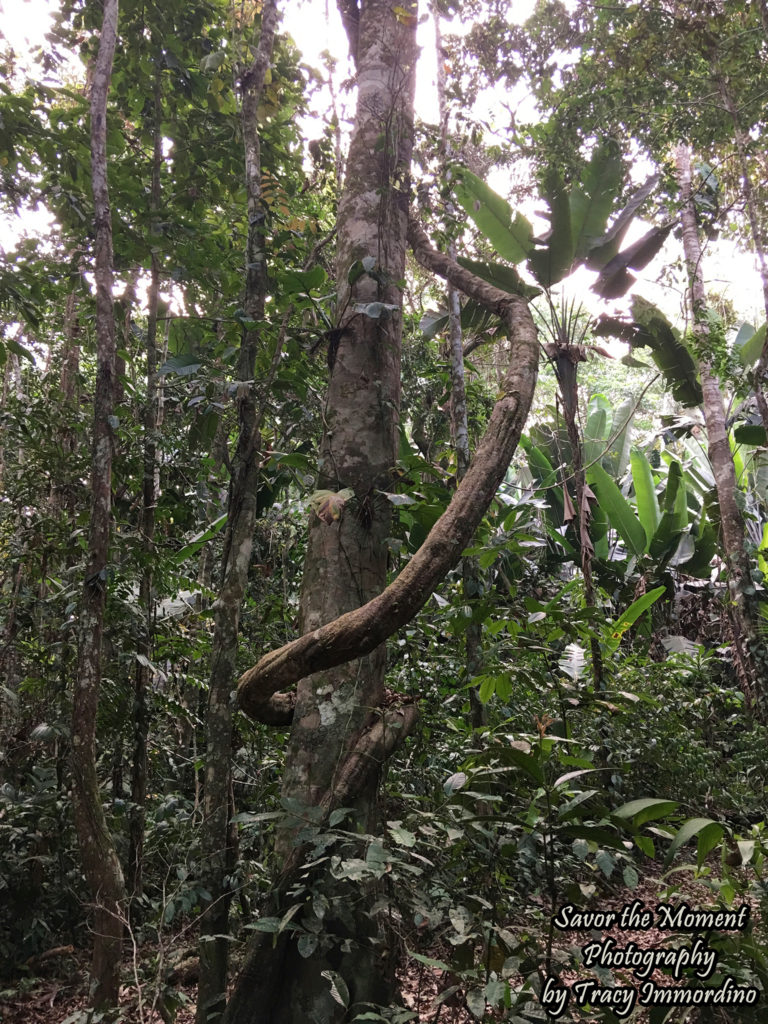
[528,166,574,287]
[649,460,688,558]
[454,168,534,264]
[734,423,767,446]
[585,173,659,270]
[596,296,702,407]
[456,256,541,299]
[584,402,609,468]
[734,323,766,367]
[593,221,675,299]
[570,139,624,261]
[684,509,717,578]
[587,462,647,557]
[630,449,660,550]
[606,397,635,478]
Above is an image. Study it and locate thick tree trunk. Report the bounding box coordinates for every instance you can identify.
[224,4,419,1021]
[71,0,127,1008]
[195,4,280,1022]
[675,145,760,700]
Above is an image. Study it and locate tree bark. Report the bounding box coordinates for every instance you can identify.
[224,4,420,1021]
[127,60,163,907]
[716,72,768,431]
[434,6,485,727]
[675,144,760,700]
[71,0,127,1008]
[195,4,280,1021]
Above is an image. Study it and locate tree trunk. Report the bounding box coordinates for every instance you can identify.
[224,4,419,1021]
[71,0,127,1008]
[434,6,485,727]
[716,72,768,432]
[127,61,163,906]
[675,145,760,700]
[195,4,280,1022]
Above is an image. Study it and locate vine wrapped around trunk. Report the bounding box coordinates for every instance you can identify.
[236,216,539,723]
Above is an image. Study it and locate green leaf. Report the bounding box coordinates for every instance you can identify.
[649,461,688,558]
[279,266,327,294]
[605,586,665,653]
[496,744,544,785]
[159,353,202,376]
[456,255,541,299]
[734,423,767,446]
[663,817,723,868]
[570,139,623,261]
[454,168,534,264]
[321,970,350,1009]
[733,321,764,367]
[587,462,646,556]
[528,166,573,286]
[613,797,678,827]
[173,513,228,565]
[630,449,660,549]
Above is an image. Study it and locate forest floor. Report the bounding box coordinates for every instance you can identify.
[0,865,758,1024]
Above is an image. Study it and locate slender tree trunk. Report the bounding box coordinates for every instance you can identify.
[71,0,126,1008]
[434,7,486,727]
[716,72,768,430]
[127,64,163,904]
[675,145,760,700]
[195,4,280,1022]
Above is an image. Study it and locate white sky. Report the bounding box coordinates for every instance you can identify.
[0,0,763,331]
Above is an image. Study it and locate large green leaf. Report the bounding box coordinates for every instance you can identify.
[456,256,541,299]
[528,166,574,287]
[586,173,659,270]
[570,139,623,261]
[663,817,723,868]
[587,462,646,556]
[734,322,766,367]
[593,221,674,299]
[595,297,702,407]
[605,396,635,478]
[630,449,660,549]
[649,460,688,559]
[613,797,678,827]
[454,169,534,264]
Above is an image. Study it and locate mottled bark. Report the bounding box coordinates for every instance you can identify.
[676,145,760,699]
[71,0,126,1008]
[225,4,419,1021]
[195,4,280,1021]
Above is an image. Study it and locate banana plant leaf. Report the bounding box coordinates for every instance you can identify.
[528,165,574,287]
[734,322,766,367]
[630,449,660,550]
[649,459,688,559]
[585,173,659,270]
[454,168,534,264]
[456,256,541,299]
[570,139,624,261]
[587,462,647,557]
[595,296,702,407]
[592,221,675,299]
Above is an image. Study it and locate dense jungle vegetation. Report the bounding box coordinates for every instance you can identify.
[1,1,767,1022]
